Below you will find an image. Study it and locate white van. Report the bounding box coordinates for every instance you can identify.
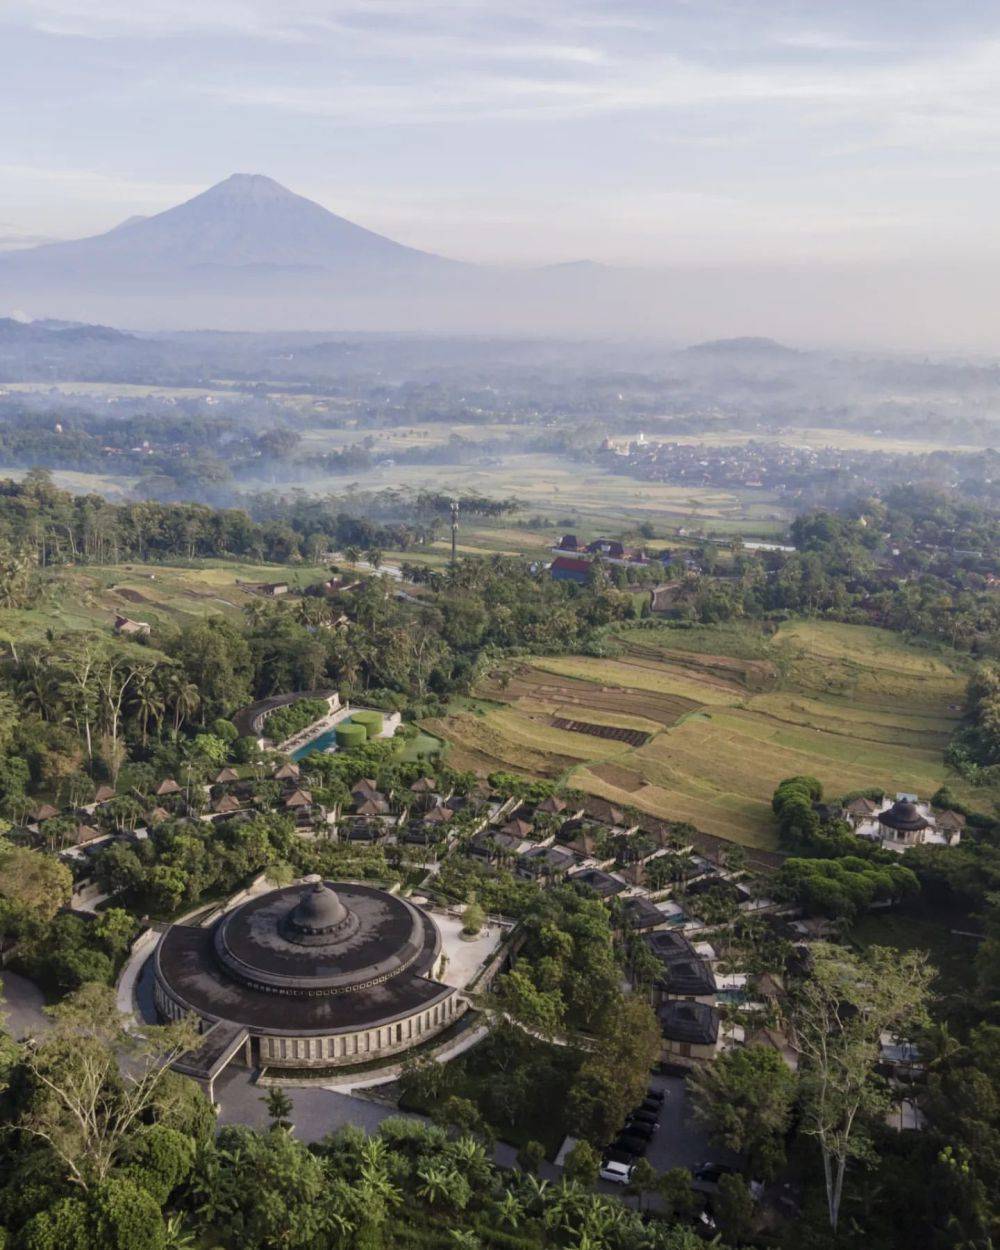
[599,1159,634,1185]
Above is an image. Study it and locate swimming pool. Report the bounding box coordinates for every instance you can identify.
[291,729,338,760]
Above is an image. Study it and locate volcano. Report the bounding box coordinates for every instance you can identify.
[0,173,458,280]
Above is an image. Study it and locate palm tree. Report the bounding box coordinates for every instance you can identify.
[416,1164,456,1208]
[493,1190,523,1230]
[132,671,165,747]
[161,669,200,735]
[163,1214,196,1249]
[448,1134,491,1184]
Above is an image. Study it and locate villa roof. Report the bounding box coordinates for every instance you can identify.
[933,809,966,832]
[645,929,717,996]
[213,794,243,814]
[622,896,666,930]
[155,778,181,796]
[877,799,930,833]
[424,805,454,825]
[284,788,313,809]
[33,803,60,822]
[470,829,521,855]
[93,785,116,804]
[502,817,534,838]
[355,798,387,818]
[844,796,880,817]
[659,1000,719,1046]
[410,777,437,793]
[214,767,240,784]
[149,806,171,824]
[517,845,576,874]
[569,867,626,898]
[536,795,567,814]
[273,762,300,781]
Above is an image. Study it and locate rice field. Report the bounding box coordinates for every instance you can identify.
[426,620,991,850]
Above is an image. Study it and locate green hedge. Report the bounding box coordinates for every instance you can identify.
[351,710,384,737]
[335,721,368,749]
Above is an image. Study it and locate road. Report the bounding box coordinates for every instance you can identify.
[0,970,49,1041]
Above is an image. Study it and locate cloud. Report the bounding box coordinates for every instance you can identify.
[197,37,1000,150]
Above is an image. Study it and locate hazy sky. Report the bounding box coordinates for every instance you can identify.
[1,0,998,268]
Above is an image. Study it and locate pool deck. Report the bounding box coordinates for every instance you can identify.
[279,704,355,756]
[286,707,403,760]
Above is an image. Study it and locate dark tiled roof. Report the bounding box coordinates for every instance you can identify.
[623,896,666,930]
[570,868,625,898]
[645,930,716,996]
[877,800,929,833]
[659,1000,719,1046]
[517,845,577,875]
[551,556,591,574]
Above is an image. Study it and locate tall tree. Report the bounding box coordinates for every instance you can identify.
[689,1043,795,1179]
[790,942,932,1232]
[17,983,197,1190]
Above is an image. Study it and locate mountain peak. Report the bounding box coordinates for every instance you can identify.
[201,173,298,202]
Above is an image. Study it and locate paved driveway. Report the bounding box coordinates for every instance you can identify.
[214,1067,410,1141]
[643,1072,734,1174]
[212,1067,551,1175]
[0,970,49,1041]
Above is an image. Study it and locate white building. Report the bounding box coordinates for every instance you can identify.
[846,794,964,854]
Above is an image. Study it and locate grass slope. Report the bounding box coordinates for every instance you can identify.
[0,561,330,642]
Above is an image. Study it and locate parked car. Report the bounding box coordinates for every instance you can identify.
[622,1121,655,1142]
[645,1087,665,1104]
[605,1147,636,1166]
[693,1163,739,1192]
[694,1164,764,1200]
[628,1110,660,1128]
[640,1097,662,1113]
[613,1133,649,1157]
[600,1158,634,1185]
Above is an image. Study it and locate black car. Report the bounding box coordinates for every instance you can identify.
[692,1163,739,1193]
[604,1147,636,1166]
[645,1087,666,1104]
[640,1097,662,1112]
[613,1134,649,1157]
[628,1111,660,1129]
[622,1121,655,1142]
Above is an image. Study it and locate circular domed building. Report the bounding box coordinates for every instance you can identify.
[875,798,930,847]
[153,879,465,1085]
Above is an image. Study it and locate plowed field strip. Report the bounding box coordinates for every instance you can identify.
[551,717,650,746]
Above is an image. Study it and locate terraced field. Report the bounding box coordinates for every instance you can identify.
[426,620,992,849]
